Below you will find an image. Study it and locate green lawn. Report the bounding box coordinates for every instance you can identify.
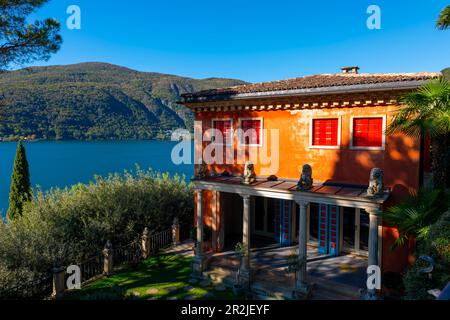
[66,253,236,300]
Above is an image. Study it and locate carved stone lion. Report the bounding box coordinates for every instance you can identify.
[243,161,256,185]
[297,164,313,190]
[367,168,384,197]
[196,163,208,179]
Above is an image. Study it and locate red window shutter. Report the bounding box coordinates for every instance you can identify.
[353,118,383,147]
[213,120,232,144]
[312,119,338,146]
[241,119,262,145]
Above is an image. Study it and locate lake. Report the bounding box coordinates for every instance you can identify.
[0,140,194,216]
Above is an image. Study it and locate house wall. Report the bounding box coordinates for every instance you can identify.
[193,101,420,273]
[196,105,420,194]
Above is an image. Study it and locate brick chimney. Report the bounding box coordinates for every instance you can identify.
[341,66,360,74]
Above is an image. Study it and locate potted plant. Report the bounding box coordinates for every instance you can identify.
[285,251,305,299]
[233,242,247,297]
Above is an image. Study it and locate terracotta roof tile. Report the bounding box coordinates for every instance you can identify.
[182,72,440,102]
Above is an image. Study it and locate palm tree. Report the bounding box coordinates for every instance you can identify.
[436,5,450,30]
[387,77,450,188]
[382,189,449,249]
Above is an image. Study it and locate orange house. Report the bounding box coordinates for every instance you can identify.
[180,67,439,297]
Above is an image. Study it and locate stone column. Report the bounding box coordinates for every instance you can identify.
[367,208,381,297]
[141,227,151,259]
[296,200,309,289]
[196,189,204,256]
[241,194,251,271]
[218,192,225,252]
[172,217,180,246]
[52,267,66,299]
[211,191,217,251]
[192,189,206,274]
[103,240,113,276]
[238,194,252,288]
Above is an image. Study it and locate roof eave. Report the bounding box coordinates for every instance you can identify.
[181,79,429,105]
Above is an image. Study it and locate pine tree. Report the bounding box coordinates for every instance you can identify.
[7,141,32,220]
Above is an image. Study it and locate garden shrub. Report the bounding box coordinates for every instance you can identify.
[0,168,194,297]
[403,211,450,300]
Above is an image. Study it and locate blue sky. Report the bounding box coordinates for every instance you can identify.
[29,0,450,82]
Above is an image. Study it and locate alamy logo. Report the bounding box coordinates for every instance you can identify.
[366,265,381,290]
[170,121,280,175]
[66,265,81,290]
[366,5,381,30]
[66,5,81,30]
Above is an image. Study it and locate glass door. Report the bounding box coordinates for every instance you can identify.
[342,207,356,250]
[359,210,369,252]
[253,197,275,237]
[342,207,369,255]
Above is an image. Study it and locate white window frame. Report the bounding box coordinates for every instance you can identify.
[309,117,342,149]
[238,117,264,147]
[211,118,234,146]
[349,115,386,151]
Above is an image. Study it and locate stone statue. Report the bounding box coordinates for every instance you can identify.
[243,162,256,185]
[297,164,313,190]
[196,163,208,179]
[208,169,218,178]
[367,168,384,197]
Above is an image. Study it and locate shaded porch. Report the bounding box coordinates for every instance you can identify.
[205,244,367,299]
[192,175,389,299]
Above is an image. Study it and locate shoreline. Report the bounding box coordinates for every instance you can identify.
[0,138,194,143]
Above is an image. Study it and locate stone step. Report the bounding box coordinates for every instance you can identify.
[310,275,361,300]
[250,281,293,300]
[203,268,236,287]
[204,265,361,300]
[254,269,360,300]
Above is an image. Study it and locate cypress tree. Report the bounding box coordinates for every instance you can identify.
[7,141,32,220]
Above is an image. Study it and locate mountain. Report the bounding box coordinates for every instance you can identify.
[0,62,247,140]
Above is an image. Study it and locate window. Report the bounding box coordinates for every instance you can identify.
[211,119,233,145]
[351,117,384,149]
[239,118,263,146]
[311,118,339,147]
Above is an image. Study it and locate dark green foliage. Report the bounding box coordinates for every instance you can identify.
[436,5,450,30]
[387,77,450,188]
[0,169,193,296]
[0,0,62,70]
[7,141,32,220]
[403,211,450,300]
[382,188,449,249]
[0,62,247,140]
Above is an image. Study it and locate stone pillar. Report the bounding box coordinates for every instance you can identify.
[141,227,151,259]
[367,208,381,297]
[242,195,251,270]
[192,189,206,274]
[52,267,66,299]
[103,240,113,276]
[196,189,204,255]
[218,192,225,252]
[296,200,308,286]
[240,194,252,287]
[211,191,218,251]
[172,217,180,246]
[295,200,313,298]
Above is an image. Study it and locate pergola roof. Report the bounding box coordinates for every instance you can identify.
[193,176,390,211]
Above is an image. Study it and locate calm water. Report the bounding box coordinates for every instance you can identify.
[0,140,194,216]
